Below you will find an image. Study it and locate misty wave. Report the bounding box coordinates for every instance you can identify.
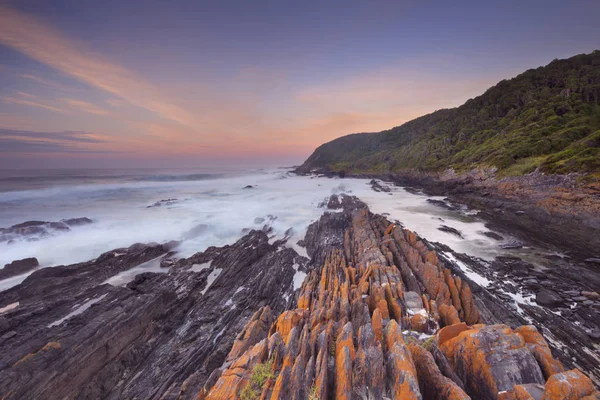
[0,169,541,293]
[133,173,222,182]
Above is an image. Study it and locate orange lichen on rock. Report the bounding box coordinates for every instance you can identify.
[202,204,592,400]
[13,341,61,366]
[515,325,564,379]
[440,324,545,399]
[437,322,468,346]
[206,338,268,400]
[541,369,599,400]
[409,343,470,400]
[439,303,461,327]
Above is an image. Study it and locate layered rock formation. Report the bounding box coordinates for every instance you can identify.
[203,196,599,399]
[0,195,597,399]
[0,232,308,399]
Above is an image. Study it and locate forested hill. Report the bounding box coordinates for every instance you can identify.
[298,51,600,177]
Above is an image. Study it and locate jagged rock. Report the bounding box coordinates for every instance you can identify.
[1,194,595,399]
[409,343,470,400]
[0,257,39,280]
[0,230,306,399]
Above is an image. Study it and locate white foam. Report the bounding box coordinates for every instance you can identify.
[0,170,550,293]
[442,251,491,287]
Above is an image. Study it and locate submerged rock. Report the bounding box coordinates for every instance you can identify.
[0,218,93,244]
[438,225,464,238]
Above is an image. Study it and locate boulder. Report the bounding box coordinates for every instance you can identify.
[541,369,598,400]
[440,324,545,400]
[535,289,564,308]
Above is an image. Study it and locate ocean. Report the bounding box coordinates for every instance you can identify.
[0,167,540,291]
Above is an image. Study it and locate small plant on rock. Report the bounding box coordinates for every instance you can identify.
[239,359,274,400]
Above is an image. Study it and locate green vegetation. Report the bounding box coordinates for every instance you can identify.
[421,335,436,351]
[239,359,274,400]
[308,385,319,400]
[300,51,600,176]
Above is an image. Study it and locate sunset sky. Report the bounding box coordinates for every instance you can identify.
[1,0,599,169]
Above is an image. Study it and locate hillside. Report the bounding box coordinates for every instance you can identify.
[299,51,600,177]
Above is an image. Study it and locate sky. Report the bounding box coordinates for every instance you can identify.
[0,0,599,169]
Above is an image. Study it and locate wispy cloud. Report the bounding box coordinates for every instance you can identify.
[1,96,67,113]
[17,73,72,91]
[14,91,36,98]
[0,128,113,153]
[62,98,110,115]
[0,5,195,127]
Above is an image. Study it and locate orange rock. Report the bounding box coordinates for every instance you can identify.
[228,306,274,361]
[269,366,290,400]
[383,320,405,350]
[383,319,420,399]
[410,314,429,333]
[376,299,390,320]
[515,325,564,379]
[206,338,268,400]
[335,346,353,400]
[498,384,545,400]
[385,223,395,236]
[438,303,460,327]
[437,322,467,346]
[372,308,383,343]
[459,284,480,325]
[409,343,470,400]
[440,324,545,400]
[541,369,597,400]
[274,309,303,343]
[425,250,439,266]
[336,322,355,361]
[444,269,462,314]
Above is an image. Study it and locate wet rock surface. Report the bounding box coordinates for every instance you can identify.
[0,229,308,399]
[0,194,598,399]
[204,195,599,399]
[0,217,93,243]
[0,257,39,280]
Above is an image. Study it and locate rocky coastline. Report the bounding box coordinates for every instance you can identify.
[300,168,600,263]
[0,191,598,398]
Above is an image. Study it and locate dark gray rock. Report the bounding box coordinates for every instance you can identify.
[482,231,504,240]
[0,258,39,280]
[0,228,308,400]
[536,288,564,307]
[438,225,463,238]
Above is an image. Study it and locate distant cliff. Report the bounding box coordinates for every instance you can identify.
[298,50,600,177]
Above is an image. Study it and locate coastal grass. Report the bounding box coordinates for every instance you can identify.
[239,359,274,400]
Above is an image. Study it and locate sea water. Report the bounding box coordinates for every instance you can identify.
[0,168,537,291]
